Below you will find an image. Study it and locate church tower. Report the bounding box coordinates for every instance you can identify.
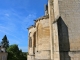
[58,0,80,60]
[48,0,80,60]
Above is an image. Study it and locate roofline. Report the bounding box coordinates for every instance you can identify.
[27,25,35,30]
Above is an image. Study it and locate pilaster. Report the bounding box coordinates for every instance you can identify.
[48,0,60,60]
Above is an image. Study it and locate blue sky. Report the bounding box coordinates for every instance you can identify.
[0,0,47,52]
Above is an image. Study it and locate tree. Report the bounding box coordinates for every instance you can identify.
[1,35,9,49]
[23,52,28,60]
[7,44,27,60]
[19,50,27,60]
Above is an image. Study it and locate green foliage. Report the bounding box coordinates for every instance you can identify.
[1,35,27,60]
[7,44,27,60]
[1,35,9,49]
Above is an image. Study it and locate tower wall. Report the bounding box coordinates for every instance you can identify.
[58,0,80,60]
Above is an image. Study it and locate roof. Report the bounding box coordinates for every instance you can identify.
[27,15,49,30]
[27,25,35,30]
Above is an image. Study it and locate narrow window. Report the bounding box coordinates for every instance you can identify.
[34,32,36,47]
[29,37,32,47]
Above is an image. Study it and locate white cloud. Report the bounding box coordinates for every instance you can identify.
[9,39,21,45]
[0,9,37,52]
[22,13,37,31]
[4,13,10,17]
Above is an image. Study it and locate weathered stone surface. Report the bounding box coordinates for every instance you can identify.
[27,55,35,60]
[58,0,80,60]
[0,53,8,60]
[28,15,51,60]
[27,0,80,60]
[35,17,51,59]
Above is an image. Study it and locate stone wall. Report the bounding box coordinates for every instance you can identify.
[27,15,51,60]
[36,18,50,51]
[0,53,8,60]
[35,16,51,59]
[58,0,80,60]
[28,26,36,60]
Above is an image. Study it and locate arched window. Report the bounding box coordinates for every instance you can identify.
[33,32,36,47]
[37,23,43,39]
[29,37,32,47]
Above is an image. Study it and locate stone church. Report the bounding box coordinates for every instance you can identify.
[27,0,80,60]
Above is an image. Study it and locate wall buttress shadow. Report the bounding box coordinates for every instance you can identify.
[57,17,71,60]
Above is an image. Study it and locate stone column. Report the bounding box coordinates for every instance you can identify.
[53,22,60,60]
[32,36,34,54]
[48,0,60,60]
[36,27,38,52]
[32,36,35,60]
[48,0,54,59]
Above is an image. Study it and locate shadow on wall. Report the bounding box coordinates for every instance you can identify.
[57,17,71,60]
